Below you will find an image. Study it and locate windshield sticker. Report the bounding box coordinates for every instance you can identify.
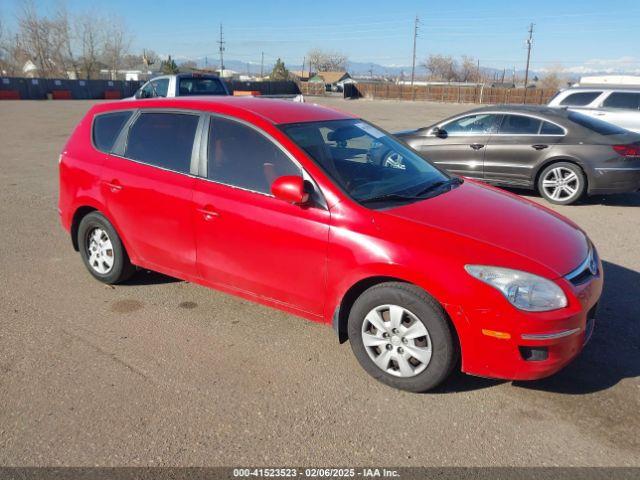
[354,122,385,139]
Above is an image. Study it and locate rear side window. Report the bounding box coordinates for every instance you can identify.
[207,116,301,194]
[179,78,227,96]
[93,111,132,152]
[559,91,602,106]
[568,111,627,136]
[499,115,541,135]
[540,121,565,135]
[602,92,640,110]
[125,112,200,173]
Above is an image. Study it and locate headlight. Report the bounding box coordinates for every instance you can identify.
[465,265,567,312]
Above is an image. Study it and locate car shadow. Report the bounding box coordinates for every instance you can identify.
[121,269,183,286]
[433,260,640,395]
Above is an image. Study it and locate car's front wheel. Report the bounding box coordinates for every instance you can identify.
[538,162,586,205]
[77,212,135,284]
[348,282,458,392]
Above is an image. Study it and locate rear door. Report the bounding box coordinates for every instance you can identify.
[102,109,203,277]
[193,115,330,316]
[414,113,499,179]
[483,114,566,187]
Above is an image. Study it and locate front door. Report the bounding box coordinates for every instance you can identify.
[194,115,330,317]
[416,113,499,179]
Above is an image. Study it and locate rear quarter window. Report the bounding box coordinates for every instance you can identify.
[93,111,133,152]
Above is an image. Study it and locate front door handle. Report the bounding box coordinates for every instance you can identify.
[104,180,123,192]
[197,206,220,221]
[532,144,549,150]
[470,143,485,150]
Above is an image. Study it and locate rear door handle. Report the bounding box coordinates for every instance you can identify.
[532,144,549,150]
[470,143,485,150]
[197,206,220,221]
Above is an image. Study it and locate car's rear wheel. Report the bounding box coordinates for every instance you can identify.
[538,162,586,205]
[77,212,135,284]
[348,282,458,392]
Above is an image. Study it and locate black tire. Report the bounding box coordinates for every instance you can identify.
[348,282,458,392]
[77,212,135,284]
[537,162,586,205]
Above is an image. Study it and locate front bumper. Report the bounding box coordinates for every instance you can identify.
[451,260,603,381]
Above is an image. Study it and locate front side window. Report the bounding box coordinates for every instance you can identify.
[498,115,542,135]
[179,77,227,96]
[151,78,170,97]
[559,91,602,106]
[93,111,132,152]
[602,92,640,110]
[125,112,199,173]
[280,119,453,207]
[208,117,301,194]
[440,114,498,135]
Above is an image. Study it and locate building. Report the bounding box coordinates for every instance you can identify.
[309,71,355,91]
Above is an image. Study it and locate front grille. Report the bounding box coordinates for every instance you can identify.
[566,245,599,286]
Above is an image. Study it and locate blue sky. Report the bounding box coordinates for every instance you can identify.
[3,0,640,73]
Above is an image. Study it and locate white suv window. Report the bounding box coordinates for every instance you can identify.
[559,91,602,106]
[602,92,640,110]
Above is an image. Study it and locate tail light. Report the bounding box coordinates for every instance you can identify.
[612,144,640,157]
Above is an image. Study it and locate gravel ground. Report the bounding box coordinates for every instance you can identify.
[0,98,638,467]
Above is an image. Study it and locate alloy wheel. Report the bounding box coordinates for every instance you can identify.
[86,227,115,274]
[361,304,432,377]
[541,166,580,202]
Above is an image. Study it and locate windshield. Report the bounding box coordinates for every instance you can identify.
[178,77,227,96]
[568,111,628,136]
[280,119,453,207]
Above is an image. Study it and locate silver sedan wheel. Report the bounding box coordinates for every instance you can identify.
[86,227,115,274]
[542,166,580,202]
[361,304,432,378]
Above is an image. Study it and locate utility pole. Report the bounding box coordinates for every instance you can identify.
[260,51,264,78]
[410,14,419,87]
[301,56,306,79]
[523,23,534,102]
[217,23,225,78]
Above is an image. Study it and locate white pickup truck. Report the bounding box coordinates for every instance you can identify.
[132,73,303,102]
[548,76,640,133]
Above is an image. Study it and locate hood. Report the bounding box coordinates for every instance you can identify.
[381,181,588,277]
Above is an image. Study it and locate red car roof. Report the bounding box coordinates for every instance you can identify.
[93,96,356,125]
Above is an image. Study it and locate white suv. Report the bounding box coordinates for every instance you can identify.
[548,86,640,133]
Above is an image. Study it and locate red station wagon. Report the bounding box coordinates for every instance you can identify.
[59,97,602,392]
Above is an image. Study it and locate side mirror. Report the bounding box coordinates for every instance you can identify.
[433,127,448,139]
[271,176,309,205]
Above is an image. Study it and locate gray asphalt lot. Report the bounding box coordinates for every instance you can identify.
[0,97,639,467]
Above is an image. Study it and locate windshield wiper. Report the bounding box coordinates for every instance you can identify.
[360,193,422,205]
[411,177,462,198]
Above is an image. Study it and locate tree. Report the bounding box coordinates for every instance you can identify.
[269,58,289,80]
[51,5,79,79]
[75,13,103,79]
[102,15,131,79]
[538,65,565,91]
[458,55,477,83]
[178,60,197,71]
[16,0,58,77]
[160,55,179,74]
[307,48,347,72]
[422,54,457,82]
